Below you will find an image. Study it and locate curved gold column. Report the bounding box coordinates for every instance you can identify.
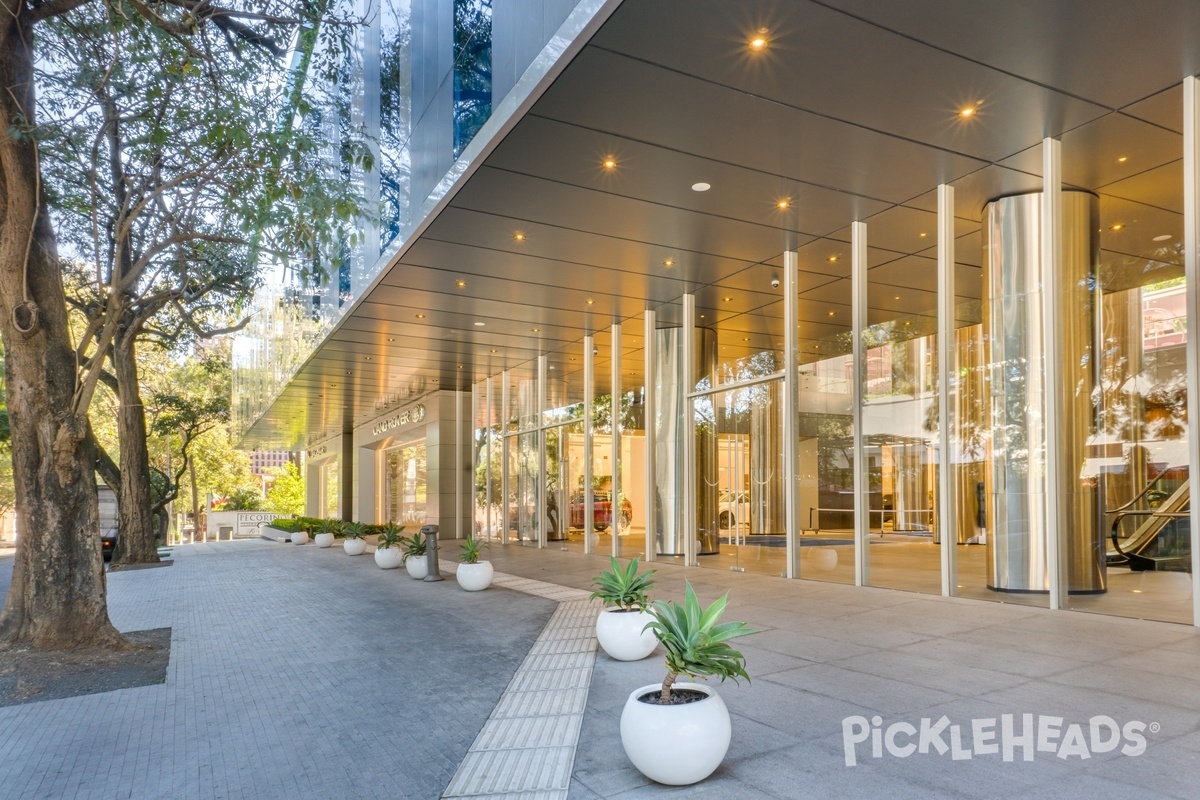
[983,191,1105,593]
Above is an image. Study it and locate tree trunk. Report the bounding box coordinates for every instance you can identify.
[0,4,127,650]
[189,450,200,543]
[110,332,159,566]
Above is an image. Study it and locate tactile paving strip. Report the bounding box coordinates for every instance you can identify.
[442,568,597,800]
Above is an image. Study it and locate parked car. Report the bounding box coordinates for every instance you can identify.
[718,490,750,529]
[569,491,632,531]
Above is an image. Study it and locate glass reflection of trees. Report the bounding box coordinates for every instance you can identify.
[453,0,491,159]
[380,0,412,250]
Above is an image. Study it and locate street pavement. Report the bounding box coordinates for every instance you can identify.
[1,540,1198,799]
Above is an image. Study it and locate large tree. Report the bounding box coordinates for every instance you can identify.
[0,0,364,649]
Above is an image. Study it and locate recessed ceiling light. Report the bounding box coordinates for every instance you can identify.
[1110,224,1124,231]
[490,349,497,353]
[1117,156,1129,163]
[699,314,705,319]
[513,232,526,242]
[1153,234,1172,241]
[722,297,732,302]
[457,365,463,369]
[894,295,901,301]
[586,299,595,305]
[692,182,711,192]
[742,337,750,342]
[474,321,485,326]
[456,280,467,287]
[570,357,577,361]
[387,337,395,342]
[958,104,979,119]
[827,310,836,317]
[919,232,928,238]
[827,255,839,263]
[364,356,372,360]
[748,29,768,52]
[776,198,790,210]
[345,370,352,375]
[416,314,425,319]
[663,258,675,267]
[532,327,540,332]
[549,365,556,370]
[602,157,617,170]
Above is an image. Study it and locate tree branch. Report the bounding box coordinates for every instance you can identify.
[28,0,93,22]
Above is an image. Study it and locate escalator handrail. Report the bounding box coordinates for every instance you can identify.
[1104,467,1177,515]
[1110,507,1189,558]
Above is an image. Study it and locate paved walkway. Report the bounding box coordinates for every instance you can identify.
[1,541,1198,799]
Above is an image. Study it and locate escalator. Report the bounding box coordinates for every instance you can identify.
[1107,475,1192,573]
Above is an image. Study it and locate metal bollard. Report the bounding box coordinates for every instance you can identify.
[420,524,444,582]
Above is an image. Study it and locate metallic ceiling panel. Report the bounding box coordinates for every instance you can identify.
[448,167,799,266]
[1099,161,1183,215]
[816,0,1200,110]
[998,113,1181,190]
[532,47,991,204]
[487,114,893,238]
[591,0,1111,161]
[1122,85,1182,132]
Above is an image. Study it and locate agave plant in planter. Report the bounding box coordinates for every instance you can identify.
[590,557,658,661]
[313,519,339,548]
[342,521,368,556]
[455,537,492,591]
[399,530,428,579]
[374,523,405,569]
[620,581,755,786]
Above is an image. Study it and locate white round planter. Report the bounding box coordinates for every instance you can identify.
[405,554,429,580]
[343,537,367,556]
[596,608,658,661]
[620,682,731,785]
[314,532,335,548]
[456,561,493,591]
[291,531,309,545]
[375,546,404,569]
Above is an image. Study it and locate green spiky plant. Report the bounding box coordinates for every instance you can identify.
[643,581,756,703]
[376,523,405,550]
[399,530,427,563]
[590,557,656,611]
[458,536,488,564]
[341,521,368,541]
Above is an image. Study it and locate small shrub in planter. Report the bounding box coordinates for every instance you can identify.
[313,519,339,548]
[620,581,755,785]
[456,537,492,591]
[374,523,405,569]
[342,521,368,556]
[590,557,658,661]
[400,530,428,579]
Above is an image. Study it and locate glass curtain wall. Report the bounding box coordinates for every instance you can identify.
[385,440,427,525]
[1063,91,1191,624]
[796,240,857,584]
[861,208,943,594]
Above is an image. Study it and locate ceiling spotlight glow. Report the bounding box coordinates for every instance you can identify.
[1117,155,1129,163]
[692,182,711,192]
[1110,223,1124,231]
[513,232,526,242]
[748,29,768,52]
[827,255,839,263]
[722,296,732,302]
[602,157,617,170]
[777,198,790,210]
[827,310,836,317]
[1153,234,1172,241]
[531,327,540,332]
[474,321,486,326]
[663,258,675,267]
[416,314,425,319]
[919,232,928,238]
[387,337,395,342]
[958,104,979,119]
[586,299,595,305]
[456,280,467,287]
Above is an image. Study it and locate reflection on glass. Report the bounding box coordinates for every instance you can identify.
[452,0,492,158]
[386,442,426,525]
[323,459,340,519]
[380,0,413,249]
